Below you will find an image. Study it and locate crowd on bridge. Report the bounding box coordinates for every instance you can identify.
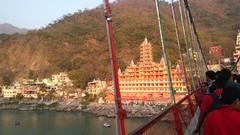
[193,69,240,135]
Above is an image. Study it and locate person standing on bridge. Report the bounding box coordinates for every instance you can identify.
[193,69,231,134]
[205,71,217,94]
[203,82,240,135]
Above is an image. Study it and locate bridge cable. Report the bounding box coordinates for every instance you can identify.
[188,21,206,83]
[177,0,196,91]
[180,0,201,89]
[183,3,201,87]
[182,0,209,71]
[155,0,176,104]
[182,0,207,81]
[170,0,190,94]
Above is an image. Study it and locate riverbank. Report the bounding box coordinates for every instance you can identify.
[0,98,170,118]
[84,103,169,118]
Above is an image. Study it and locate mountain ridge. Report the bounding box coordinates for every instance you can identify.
[0,23,28,34]
[0,0,239,88]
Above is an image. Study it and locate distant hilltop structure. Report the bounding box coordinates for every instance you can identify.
[115,38,187,103]
[233,30,240,73]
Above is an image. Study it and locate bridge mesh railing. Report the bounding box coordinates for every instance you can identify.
[129,88,205,135]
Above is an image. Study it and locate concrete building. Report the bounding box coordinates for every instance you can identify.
[22,91,38,99]
[2,84,39,99]
[86,79,107,95]
[233,30,240,73]
[52,72,73,86]
[2,86,21,98]
[22,79,35,85]
[22,86,39,99]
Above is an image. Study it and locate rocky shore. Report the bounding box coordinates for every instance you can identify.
[0,98,170,118]
[84,103,169,118]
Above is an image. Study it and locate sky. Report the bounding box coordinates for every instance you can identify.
[0,0,115,29]
[0,0,170,29]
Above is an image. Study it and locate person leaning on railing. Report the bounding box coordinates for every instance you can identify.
[203,82,240,135]
[193,69,232,134]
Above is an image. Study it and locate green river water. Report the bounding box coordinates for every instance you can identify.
[0,111,148,135]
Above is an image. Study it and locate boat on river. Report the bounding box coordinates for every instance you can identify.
[103,123,111,128]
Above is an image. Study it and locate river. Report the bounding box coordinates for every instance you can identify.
[0,111,149,135]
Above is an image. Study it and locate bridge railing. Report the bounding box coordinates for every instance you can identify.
[129,88,205,135]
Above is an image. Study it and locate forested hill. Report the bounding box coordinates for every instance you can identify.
[0,0,239,88]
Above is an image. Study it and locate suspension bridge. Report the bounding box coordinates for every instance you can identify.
[104,0,212,134]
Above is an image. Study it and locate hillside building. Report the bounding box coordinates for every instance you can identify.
[2,86,21,98]
[21,86,39,99]
[86,79,107,95]
[52,72,73,86]
[2,84,39,99]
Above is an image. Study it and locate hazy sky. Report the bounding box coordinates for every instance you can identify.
[0,0,115,29]
[0,0,170,29]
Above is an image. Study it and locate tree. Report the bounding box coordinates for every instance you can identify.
[57,57,72,71]
[16,93,24,100]
[68,70,94,89]
[46,90,56,100]
[28,70,34,79]
[1,76,12,86]
[98,90,107,98]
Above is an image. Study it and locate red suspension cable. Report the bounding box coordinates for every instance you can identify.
[103,0,126,135]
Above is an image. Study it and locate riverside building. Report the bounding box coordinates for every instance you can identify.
[2,86,21,98]
[86,79,107,95]
[233,30,240,73]
[2,84,39,99]
[118,38,187,103]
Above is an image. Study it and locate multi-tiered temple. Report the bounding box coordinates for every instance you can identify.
[233,30,240,73]
[118,38,187,103]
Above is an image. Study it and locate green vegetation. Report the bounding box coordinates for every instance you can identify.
[28,70,35,79]
[49,102,59,108]
[16,93,24,100]
[45,90,57,100]
[1,75,13,86]
[0,0,239,88]
[98,90,107,99]
[68,70,94,89]
[36,103,46,110]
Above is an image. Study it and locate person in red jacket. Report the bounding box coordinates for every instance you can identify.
[203,82,240,135]
[201,69,232,112]
[193,69,231,134]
